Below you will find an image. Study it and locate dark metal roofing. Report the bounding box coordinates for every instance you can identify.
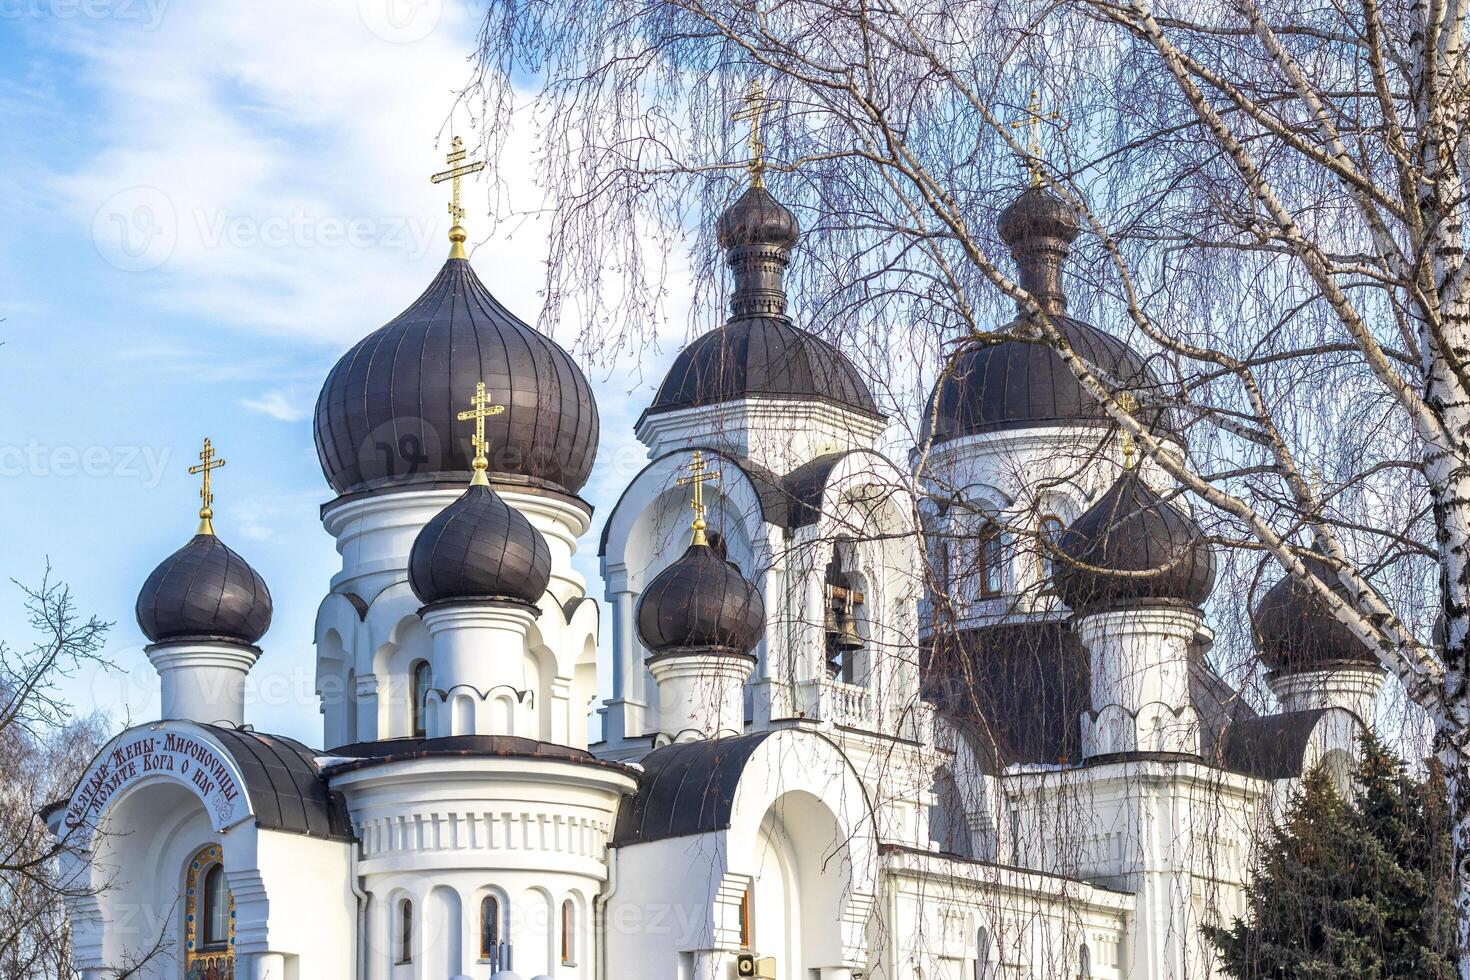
[1217,709,1330,780]
[636,543,765,656]
[612,731,774,845]
[199,725,354,841]
[1053,471,1215,613]
[409,484,552,606]
[717,185,800,251]
[325,735,637,778]
[136,533,272,645]
[923,315,1175,444]
[927,623,1260,771]
[314,257,599,497]
[1253,553,1378,674]
[642,317,883,422]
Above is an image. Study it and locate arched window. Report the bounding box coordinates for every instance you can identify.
[560,898,576,965]
[978,524,1004,597]
[1079,942,1092,979]
[396,899,413,964]
[1037,513,1065,586]
[974,926,993,979]
[411,661,431,738]
[479,895,501,960]
[183,844,233,976]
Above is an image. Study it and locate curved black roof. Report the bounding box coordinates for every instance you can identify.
[199,725,353,841]
[1053,471,1215,613]
[923,315,1175,445]
[1218,709,1331,780]
[326,734,636,778]
[409,484,552,607]
[612,731,774,845]
[136,534,272,645]
[1253,553,1378,674]
[636,543,765,656]
[314,258,599,497]
[644,317,882,421]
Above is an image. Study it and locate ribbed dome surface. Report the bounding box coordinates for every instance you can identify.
[636,544,766,656]
[647,318,881,419]
[716,186,800,249]
[923,315,1175,444]
[136,534,273,644]
[997,186,1082,247]
[409,484,552,606]
[1053,471,1215,612]
[314,258,599,497]
[1253,553,1376,673]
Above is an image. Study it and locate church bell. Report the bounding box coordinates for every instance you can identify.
[823,546,866,678]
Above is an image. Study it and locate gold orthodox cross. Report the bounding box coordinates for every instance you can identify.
[188,438,226,534]
[457,381,506,486]
[430,136,486,258]
[677,450,721,546]
[1009,90,1062,187]
[732,80,772,189]
[1117,393,1140,470]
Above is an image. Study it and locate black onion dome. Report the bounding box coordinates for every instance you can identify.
[409,484,552,606]
[643,182,882,422]
[314,258,599,497]
[997,186,1082,248]
[716,185,800,249]
[136,534,273,645]
[1253,553,1376,673]
[646,319,882,419]
[1053,471,1215,613]
[924,316,1175,444]
[636,544,766,656]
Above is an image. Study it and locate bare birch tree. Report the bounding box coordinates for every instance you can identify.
[470,0,1470,969]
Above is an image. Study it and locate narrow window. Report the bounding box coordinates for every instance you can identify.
[397,900,413,964]
[202,865,230,948]
[411,661,431,738]
[975,927,992,980]
[561,898,576,965]
[738,884,754,948]
[978,524,1004,597]
[1079,943,1092,979]
[1037,514,1065,586]
[480,895,500,960]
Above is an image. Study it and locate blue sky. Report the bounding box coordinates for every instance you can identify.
[0,0,689,743]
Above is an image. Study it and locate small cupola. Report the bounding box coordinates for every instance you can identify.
[136,439,272,646]
[408,384,553,609]
[1252,552,1378,674]
[1052,470,1215,614]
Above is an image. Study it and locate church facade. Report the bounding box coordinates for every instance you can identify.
[48,158,1384,980]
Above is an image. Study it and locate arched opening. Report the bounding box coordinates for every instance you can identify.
[184,843,234,976]
[411,661,431,738]
[1078,942,1092,979]
[974,926,993,979]
[560,897,577,965]
[479,894,503,961]
[429,886,462,977]
[1037,512,1065,588]
[394,898,413,965]
[823,540,867,684]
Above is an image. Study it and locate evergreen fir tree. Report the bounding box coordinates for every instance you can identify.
[1207,734,1457,979]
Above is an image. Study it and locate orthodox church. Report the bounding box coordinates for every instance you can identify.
[48,140,1385,980]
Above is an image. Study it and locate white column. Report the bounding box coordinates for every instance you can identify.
[1268,664,1385,722]
[1074,605,1202,758]
[146,640,260,726]
[648,651,756,740]
[420,602,537,737]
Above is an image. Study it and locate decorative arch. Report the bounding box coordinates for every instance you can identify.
[183,843,234,978]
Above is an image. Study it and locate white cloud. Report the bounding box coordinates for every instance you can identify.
[241,388,313,423]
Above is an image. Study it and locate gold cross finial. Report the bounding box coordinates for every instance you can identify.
[676,450,722,546]
[1117,393,1140,470]
[732,80,772,189]
[1009,90,1062,188]
[188,438,226,535]
[430,136,486,259]
[457,381,506,486]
